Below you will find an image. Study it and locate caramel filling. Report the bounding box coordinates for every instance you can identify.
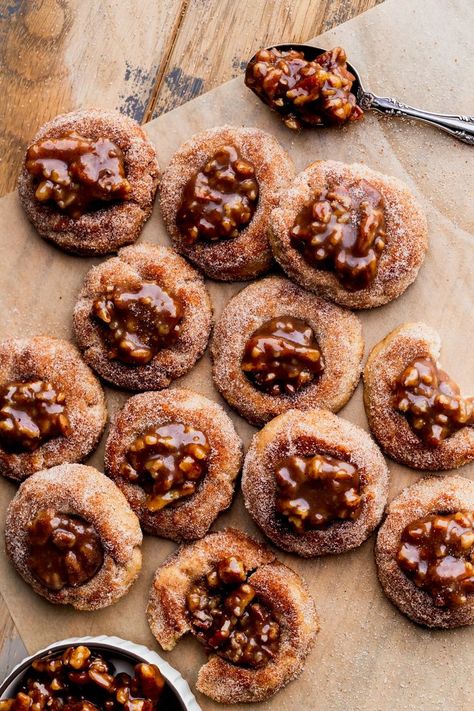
[397,511,474,607]
[0,645,168,711]
[245,46,363,130]
[176,145,259,244]
[394,357,474,447]
[0,379,71,453]
[275,453,361,533]
[93,282,183,366]
[241,315,324,396]
[27,509,103,591]
[120,423,210,512]
[290,180,386,291]
[25,131,131,218]
[187,556,280,668]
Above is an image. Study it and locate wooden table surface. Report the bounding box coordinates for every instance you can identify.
[0,0,381,680]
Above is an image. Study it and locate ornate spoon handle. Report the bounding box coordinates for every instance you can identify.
[359,91,474,145]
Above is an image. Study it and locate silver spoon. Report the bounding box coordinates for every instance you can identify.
[246,44,474,145]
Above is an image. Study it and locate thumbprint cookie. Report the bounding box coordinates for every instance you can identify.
[364,323,474,470]
[0,336,106,482]
[147,528,318,703]
[270,160,428,309]
[73,243,212,391]
[105,388,243,540]
[376,476,474,628]
[243,408,389,556]
[5,463,142,610]
[211,276,363,426]
[18,108,159,255]
[160,125,295,280]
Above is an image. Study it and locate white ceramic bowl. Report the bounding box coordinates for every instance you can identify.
[0,635,201,711]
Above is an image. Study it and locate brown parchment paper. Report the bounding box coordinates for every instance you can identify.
[0,0,473,708]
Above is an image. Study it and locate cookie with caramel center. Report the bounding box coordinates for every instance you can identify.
[18,108,159,255]
[160,125,295,281]
[364,322,474,470]
[243,408,389,556]
[270,160,428,309]
[73,243,212,391]
[211,276,363,426]
[0,336,106,482]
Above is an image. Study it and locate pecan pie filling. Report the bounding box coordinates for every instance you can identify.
[397,511,474,607]
[0,380,71,453]
[0,645,171,711]
[186,556,280,668]
[394,357,474,447]
[25,131,131,218]
[120,423,210,512]
[93,282,183,366]
[176,145,259,244]
[275,453,362,533]
[290,180,386,291]
[27,509,104,591]
[245,46,363,130]
[241,316,324,396]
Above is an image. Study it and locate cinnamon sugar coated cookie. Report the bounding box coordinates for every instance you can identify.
[270,160,428,309]
[211,276,364,425]
[104,388,243,540]
[5,463,142,610]
[376,476,474,628]
[0,336,106,482]
[160,125,295,280]
[18,108,159,255]
[364,323,474,470]
[243,408,389,556]
[73,243,212,391]
[147,528,318,703]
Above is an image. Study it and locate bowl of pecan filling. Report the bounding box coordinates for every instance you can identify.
[0,637,201,711]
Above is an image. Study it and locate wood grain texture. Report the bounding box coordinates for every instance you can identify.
[0,0,382,196]
[0,0,186,196]
[0,0,383,686]
[149,0,383,119]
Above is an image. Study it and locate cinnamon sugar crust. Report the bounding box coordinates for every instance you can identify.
[364,323,474,470]
[242,408,389,556]
[376,475,474,628]
[18,108,159,256]
[146,528,319,704]
[73,243,212,391]
[270,160,428,309]
[104,388,243,540]
[0,336,107,482]
[5,463,142,610]
[160,125,295,281]
[211,276,364,426]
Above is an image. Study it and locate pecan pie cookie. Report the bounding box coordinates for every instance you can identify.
[0,336,106,482]
[243,408,389,556]
[376,476,474,628]
[147,528,318,703]
[270,160,428,309]
[18,108,159,255]
[211,276,364,426]
[160,125,295,280]
[104,388,243,540]
[5,463,142,610]
[364,323,474,470]
[73,243,212,390]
